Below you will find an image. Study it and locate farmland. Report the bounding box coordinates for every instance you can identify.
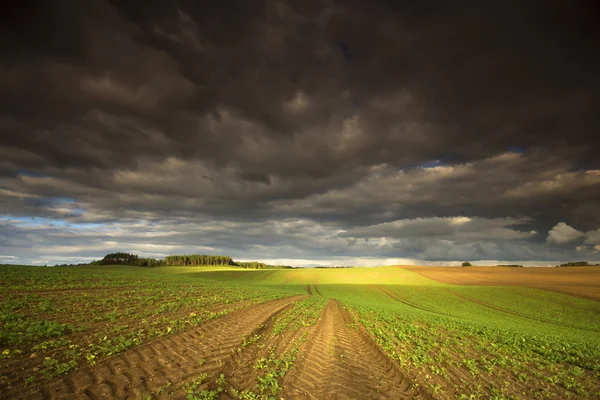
[403,265,600,301]
[1,265,599,399]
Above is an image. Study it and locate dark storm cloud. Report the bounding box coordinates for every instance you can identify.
[1,0,599,264]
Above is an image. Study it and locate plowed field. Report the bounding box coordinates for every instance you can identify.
[1,265,598,399]
[402,265,600,300]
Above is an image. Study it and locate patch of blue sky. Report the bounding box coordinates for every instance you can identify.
[508,146,526,153]
[68,222,105,229]
[17,169,48,178]
[0,215,42,225]
[0,215,104,229]
[30,197,77,206]
[419,159,445,169]
[22,197,75,209]
[49,197,77,204]
[401,159,447,172]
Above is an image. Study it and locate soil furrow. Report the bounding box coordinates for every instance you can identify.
[220,304,304,392]
[497,287,600,313]
[369,284,453,318]
[313,274,322,296]
[11,296,301,400]
[441,288,600,332]
[282,299,426,399]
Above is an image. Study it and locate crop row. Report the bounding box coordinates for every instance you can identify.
[181,296,327,400]
[347,298,600,399]
[0,266,290,394]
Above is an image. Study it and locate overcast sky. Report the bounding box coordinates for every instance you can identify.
[1,1,599,266]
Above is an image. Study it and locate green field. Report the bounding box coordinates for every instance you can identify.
[1,264,599,399]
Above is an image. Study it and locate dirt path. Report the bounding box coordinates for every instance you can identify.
[282,300,426,400]
[219,301,313,395]
[13,296,301,400]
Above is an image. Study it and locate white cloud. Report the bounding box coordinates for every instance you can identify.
[584,229,600,245]
[505,170,600,198]
[546,222,584,244]
[340,216,532,243]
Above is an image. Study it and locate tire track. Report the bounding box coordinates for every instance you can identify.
[21,296,302,400]
[440,288,600,332]
[222,303,311,393]
[313,274,322,296]
[257,270,276,283]
[369,284,454,318]
[306,284,313,295]
[282,300,426,400]
[497,287,600,313]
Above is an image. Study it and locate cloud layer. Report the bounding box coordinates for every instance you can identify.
[1,0,599,265]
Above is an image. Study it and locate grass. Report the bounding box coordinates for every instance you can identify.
[1,264,599,399]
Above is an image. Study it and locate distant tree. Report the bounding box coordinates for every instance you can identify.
[134,258,163,267]
[94,253,162,267]
[461,262,472,267]
[496,264,524,268]
[557,261,589,267]
[99,252,138,265]
[233,261,293,269]
[164,255,235,267]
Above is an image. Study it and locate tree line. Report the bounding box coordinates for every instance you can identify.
[82,254,598,269]
[495,264,524,268]
[236,261,293,269]
[164,255,234,266]
[556,261,598,267]
[89,253,165,267]
[87,253,292,269]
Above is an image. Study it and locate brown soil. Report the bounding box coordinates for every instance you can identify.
[401,266,600,301]
[0,297,258,392]
[216,300,313,397]
[281,300,428,400]
[6,296,302,400]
